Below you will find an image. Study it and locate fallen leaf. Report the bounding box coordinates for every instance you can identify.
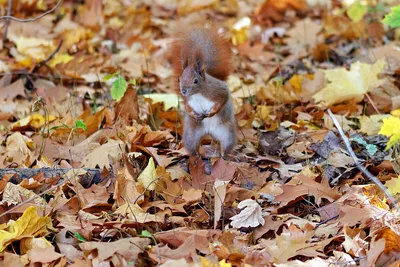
[230,199,265,228]
[0,206,52,252]
[313,60,385,106]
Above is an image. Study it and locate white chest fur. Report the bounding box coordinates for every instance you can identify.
[188,93,215,114]
[201,115,228,141]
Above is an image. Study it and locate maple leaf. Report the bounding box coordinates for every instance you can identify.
[260,223,322,263]
[313,60,385,106]
[80,237,150,263]
[81,139,124,169]
[378,116,400,149]
[0,206,52,252]
[230,199,265,228]
[385,178,400,200]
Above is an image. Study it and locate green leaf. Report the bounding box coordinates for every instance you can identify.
[382,5,400,28]
[111,76,127,101]
[103,71,120,82]
[347,1,368,23]
[75,119,87,131]
[365,144,377,156]
[74,232,87,242]
[352,136,377,156]
[139,230,157,244]
[129,79,137,86]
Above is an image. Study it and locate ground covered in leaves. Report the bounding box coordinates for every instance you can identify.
[0,0,400,266]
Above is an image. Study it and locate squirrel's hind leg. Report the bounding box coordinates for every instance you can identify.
[212,125,236,158]
[183,122,203,156]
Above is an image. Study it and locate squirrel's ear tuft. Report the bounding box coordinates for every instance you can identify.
[196,59,205,78]
[181,49,188,69]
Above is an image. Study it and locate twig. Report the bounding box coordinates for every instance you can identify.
[0,0,63,23]
[133,177,160,204]
[36,39,63,69]
[327,109,398,209]
[3,0,12,42]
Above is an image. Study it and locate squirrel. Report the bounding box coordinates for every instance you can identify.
[169,23,236,157]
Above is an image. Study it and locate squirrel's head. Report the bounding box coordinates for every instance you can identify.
[179,53,206,97]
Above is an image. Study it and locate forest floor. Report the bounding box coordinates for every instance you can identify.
[0,0,400,266]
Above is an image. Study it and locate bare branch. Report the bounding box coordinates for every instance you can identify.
[327,108,398,209]
[0,0,63,23]
[3,0,13,41]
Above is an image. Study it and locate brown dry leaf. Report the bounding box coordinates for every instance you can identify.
[71,182,111,210]
[257,79,301,103]
[177,0,218,14]
[182,188,202,203]
[79,237,150,263]
[214,179,229,229]
[156,170,184,204]
[159,258,193,267]
[2,182,46,206]
[115,88,139,123]
[81,139,124,169]
[260,223,325,263]
[338,204,390,228]
[255,0,307,23]
[27,246,64,264]
[364,238,385,267]
[0,79,25,100]
[374,228,400,254]
[114,166,143,206]
[5,132,35,167]
[114,203,165,223]
[323,14,366,39]
[149,235,197,264]
[155,228,221,255]
[78,108,109,136]
[286,18,323,53]
[275,174,340,207]
[343,226,365,257]
[3,252,27,267]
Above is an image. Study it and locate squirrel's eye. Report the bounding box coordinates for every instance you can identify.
[193,78,199,84]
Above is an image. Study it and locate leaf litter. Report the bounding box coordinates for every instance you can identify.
[0,0,400,266]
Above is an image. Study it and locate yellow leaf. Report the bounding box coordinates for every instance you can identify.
[289,74,303,91]
[313,60,385,106]
[137,157,157,190]
[347,2,368,23]
[385,176,400,196]
[231,17,251,45]
[379,116,400,149]
[391,109,400,117]
[143,93,179,111]
[0,206,52,252]
[200,257,232,267]
[49,53,74,68]
[15,37,55,61]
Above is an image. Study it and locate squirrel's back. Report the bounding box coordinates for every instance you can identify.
[170,23,233,82]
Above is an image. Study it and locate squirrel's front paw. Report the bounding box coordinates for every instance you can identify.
[193,112,206,121]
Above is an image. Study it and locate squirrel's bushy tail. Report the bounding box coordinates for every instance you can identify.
[170,23,233,82]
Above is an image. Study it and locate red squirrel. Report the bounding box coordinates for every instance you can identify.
[170,23,236,157]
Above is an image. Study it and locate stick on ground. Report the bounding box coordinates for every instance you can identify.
[327,108,398,209]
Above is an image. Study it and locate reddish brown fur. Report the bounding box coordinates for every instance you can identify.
[169,21,236,157]
[169,22,233,91]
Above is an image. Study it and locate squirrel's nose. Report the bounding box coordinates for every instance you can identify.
[181,88,187,95]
